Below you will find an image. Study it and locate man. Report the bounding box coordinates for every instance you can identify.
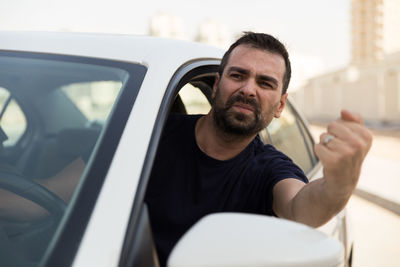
[145,32,372,265]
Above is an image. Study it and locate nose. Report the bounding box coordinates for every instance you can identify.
[239,78,256,98]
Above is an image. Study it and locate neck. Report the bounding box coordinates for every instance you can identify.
[195,112,256,161]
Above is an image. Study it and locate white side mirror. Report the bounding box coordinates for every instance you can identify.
[168,213,343,267]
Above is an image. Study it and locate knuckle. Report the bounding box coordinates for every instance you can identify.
[319,133,329,143]
[365,129,373,143]
[330,154,342,165]
[352,139,363,150]
[342,147,354,158]
[327,122,336,132]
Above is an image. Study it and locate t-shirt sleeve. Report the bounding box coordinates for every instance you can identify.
[268,154,308,184]
[261,145,309,215]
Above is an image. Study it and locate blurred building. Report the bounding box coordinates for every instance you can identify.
[351,0,400,65]
[195,19,232,49]
[293,0,400,125]
[148,14,232,48]
[149,12,186,40]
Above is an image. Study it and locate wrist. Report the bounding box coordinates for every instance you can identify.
[321,178,353,207]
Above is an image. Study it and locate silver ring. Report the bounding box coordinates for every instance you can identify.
[323,134,335,145]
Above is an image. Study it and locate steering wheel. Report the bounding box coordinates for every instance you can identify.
[0,171,67,264]
[0,171,66,218]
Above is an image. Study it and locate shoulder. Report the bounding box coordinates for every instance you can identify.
[166,113,201,127]
[252,137,291,161]
[159,113,203,145]
[251,137,308,182]
[162,113,200,134]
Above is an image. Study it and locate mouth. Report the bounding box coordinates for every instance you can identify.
[231,102,255,114]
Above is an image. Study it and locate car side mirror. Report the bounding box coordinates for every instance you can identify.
[167,213,343,267]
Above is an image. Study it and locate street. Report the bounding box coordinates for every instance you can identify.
[347,195,400,267]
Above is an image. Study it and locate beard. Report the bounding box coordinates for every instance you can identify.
[212,86,277,137]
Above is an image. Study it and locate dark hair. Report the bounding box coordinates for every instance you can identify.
[218,32,291,95]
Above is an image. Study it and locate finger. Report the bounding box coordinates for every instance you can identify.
[341,110,364,125]
[327,121,353,140]
[319,132,353,152]
[315,136,363,176]
[319,133,336,148]
[314,142,336,164]
[328,118,373,152]
[335,120,373,142]
[328,120,370,146]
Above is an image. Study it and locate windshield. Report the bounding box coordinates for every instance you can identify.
[0,52,145,266]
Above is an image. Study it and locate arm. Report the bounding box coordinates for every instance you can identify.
[272,110,373,227]
[37,157,85,203]
[0,158,85,221]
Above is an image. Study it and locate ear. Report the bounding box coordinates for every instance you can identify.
[212,73,220,99]
[274,93,288,118]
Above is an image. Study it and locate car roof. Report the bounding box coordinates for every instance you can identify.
[0,31,224,66]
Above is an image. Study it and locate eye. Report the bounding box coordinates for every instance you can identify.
[229,72,243,80]
[259,81,273,88]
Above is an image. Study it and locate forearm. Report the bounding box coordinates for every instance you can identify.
[288,177,352,227]
[0,158,85,221]
[0,189,48,221]
[37,158,84,203]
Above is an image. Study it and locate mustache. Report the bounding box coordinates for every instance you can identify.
[225,94,260,113]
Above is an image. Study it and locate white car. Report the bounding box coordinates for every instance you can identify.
[0,31,352,267]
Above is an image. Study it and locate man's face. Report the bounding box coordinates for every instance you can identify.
[212,44,288,137]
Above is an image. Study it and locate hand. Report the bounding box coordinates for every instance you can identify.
[314,110,373,199]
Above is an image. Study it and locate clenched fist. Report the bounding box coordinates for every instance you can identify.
[314,110,373,199]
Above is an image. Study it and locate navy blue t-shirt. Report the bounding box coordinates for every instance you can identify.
[145,113,308,265]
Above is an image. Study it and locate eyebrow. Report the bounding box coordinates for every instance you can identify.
[258,74,279,88]
[227,66,279,88]
[228,66,250,75]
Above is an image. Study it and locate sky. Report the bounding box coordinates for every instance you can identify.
[0,0,351,89]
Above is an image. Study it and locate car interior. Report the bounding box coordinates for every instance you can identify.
[0,54,127,266]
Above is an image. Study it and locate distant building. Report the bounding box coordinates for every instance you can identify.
[293,0,400,125]
[149,12,186,40]
[351,0,400,65]
[195,19,232,48]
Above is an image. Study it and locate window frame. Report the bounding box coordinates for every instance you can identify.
[118,58,322,265]
[118,59,220,267]
[0,50,149,267]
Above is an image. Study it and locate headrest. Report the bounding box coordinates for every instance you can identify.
[56,128,100,157]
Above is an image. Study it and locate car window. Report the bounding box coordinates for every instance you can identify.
[179,83,211,114]
[0,52,145,267]
[0,87,27,146]
[61,80,121,122]
[266,103,317,174]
